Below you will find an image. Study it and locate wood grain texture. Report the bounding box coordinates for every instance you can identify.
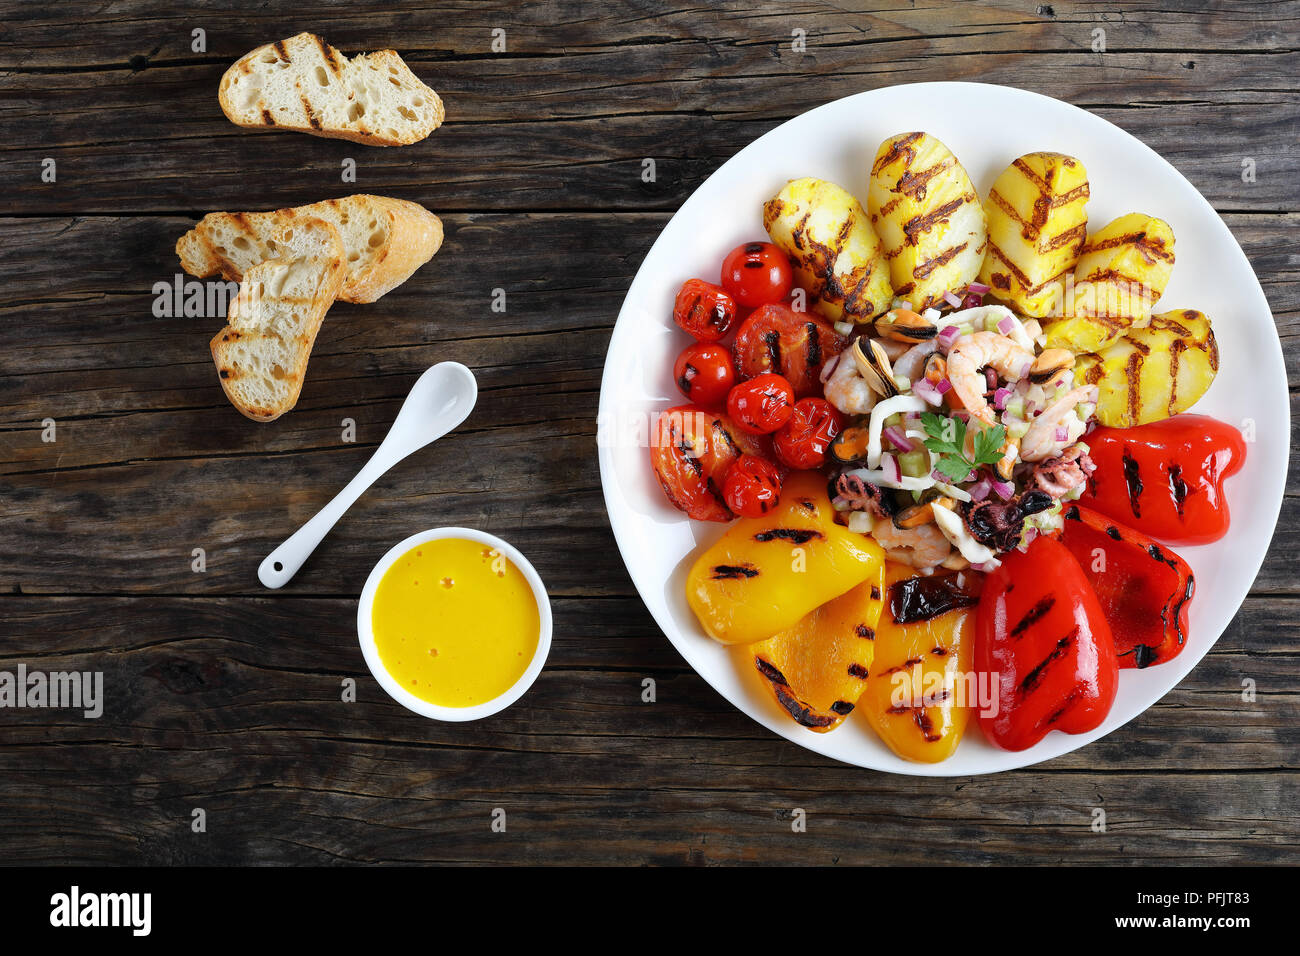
[0,0,1296,865]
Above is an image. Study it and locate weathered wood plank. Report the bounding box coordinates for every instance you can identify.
[4,0,1297,71]
[3,51,1297,213]
[0,593,1293,864]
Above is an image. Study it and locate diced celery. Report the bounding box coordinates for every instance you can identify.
[899,449,929,478]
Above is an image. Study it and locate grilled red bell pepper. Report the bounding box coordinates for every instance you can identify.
[1079,415,1246,545]
[974,536,1118,751]
[1060,504,1195,669]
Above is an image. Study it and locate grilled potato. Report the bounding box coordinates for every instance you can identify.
[1041,314,1130,354]
[978,152,1090,317]
[867,132,987,310]
[751,570,885,733]
[1075,309,1218,427]
[1070,213,1175,320]
[763,177,893,323]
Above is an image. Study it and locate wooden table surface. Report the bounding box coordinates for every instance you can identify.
[1,1,1296,865]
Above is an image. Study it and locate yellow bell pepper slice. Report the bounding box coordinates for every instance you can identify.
[860,562,977,762]
[686,471,883,645]
[749,565,886,732]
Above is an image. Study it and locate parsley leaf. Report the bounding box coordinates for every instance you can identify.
[921,413,1006,484]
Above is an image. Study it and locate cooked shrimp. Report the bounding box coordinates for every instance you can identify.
[823,353,878,415]
[946,331,1035,424]
[869,517,953,569]
[891,339,939,382]
[1021,385,1099,462]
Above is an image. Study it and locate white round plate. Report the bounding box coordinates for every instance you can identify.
[596,82,1287,775]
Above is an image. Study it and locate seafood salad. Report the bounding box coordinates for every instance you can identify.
[649,129,1240,761]
[822,296,1099,572]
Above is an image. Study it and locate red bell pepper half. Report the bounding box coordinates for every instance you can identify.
[1060,504,1195,669]
[1079,415,1246,545]
[974,536,1119,751]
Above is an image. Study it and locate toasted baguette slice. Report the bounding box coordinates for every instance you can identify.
[210,218,346,422]
[177,195,442,304]
[219,32,444,146]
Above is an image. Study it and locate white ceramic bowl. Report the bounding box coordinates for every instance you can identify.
[357,527,552,721]
[597,81,1288,774]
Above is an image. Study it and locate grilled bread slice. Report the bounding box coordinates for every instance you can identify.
[868,132,988,310]
[763,177,894,324]
[219,32,444,147]
[979,152,1090,317]
[177,195,442,304]
[1069,212,1175,320]
[210,218,346,422]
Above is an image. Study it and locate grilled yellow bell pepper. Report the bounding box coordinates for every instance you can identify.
[750,565,886,733]
[686,471,883,645]
[860,563,978,762]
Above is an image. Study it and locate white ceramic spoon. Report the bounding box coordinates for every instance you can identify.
[258,362,479,589]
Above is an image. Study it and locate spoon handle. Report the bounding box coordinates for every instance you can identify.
[257,443,408,589]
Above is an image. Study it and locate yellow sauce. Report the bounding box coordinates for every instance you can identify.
[371,537,540,708]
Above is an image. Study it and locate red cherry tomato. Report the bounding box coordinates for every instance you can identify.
[650,405,765,522]
[772,398,844,470]
[720,242,794,308]
[673,342,735,408]
[732,303,846,397]
[673,279,737,342]
[726,373,795,435]
[722,455,784,518]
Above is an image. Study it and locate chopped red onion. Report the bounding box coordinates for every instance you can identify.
[820,352,842,384]
[968,478,992,501]
[997,315,1016,336]
[883,425,915,452]
[993,386,1012,410]
[1022,526,1039,548]
[911,378,944,406]
[992,478,1015,500]
[943,290,963,309]
[967,281,991,295]
[1018,359,1033,378]
[1055,426,1068,442]
[937,325,961,350]
[935,377,952,394]
[961,293,984,310]
[882,453,901,484]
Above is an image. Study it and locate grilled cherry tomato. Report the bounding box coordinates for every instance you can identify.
[772,397,844,470]
[722,454,783,518]
[673,279,738,342]
[732,303,846,397]
[650,405,764,522]
[720,241,794,308]
[726,373,795,435]
[673,342,735,408]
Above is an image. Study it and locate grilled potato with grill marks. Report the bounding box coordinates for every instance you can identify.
[1041,313,1131,354]
[868,132,988,310]
[750,568,885,733]
[1070,213,1175,321]
[1074,309,1218,427]
[763,178,894,324]
[978,152,1090,317]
